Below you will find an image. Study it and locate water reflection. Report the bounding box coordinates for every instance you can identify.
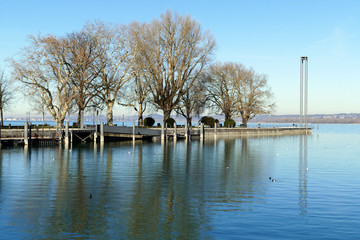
[298,135,308,216]
[0,135,313,239]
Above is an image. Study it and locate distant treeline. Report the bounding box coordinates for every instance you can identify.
[251,117,360,124]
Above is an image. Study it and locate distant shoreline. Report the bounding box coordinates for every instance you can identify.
[250,119,360,124]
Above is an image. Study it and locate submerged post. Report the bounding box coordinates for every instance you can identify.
[100,122,104,143]
[65,122,69,145]
[59,123,62,144]
[80,110,84,129]
[94,111,98,142]
[24,122,28,145]
[132,122,135,141]
[214,122,217,139]
[94,126,97,143]
[200,123,204,140]
[317,123,319,135]
[29,123,32,145]
[161,121,165,141]
[174,124,177,141]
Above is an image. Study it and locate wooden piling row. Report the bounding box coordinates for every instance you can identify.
[3,122,313,148]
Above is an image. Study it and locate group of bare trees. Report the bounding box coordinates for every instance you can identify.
[10,21,134,128]
[9,10,275,128]
[0,70,13,126]
[205,62,275,126]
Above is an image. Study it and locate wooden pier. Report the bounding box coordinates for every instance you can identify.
[0,122,312,147]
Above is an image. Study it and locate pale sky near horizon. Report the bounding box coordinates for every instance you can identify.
[1,0,359,117]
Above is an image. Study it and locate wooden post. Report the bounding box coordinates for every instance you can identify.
[59,123,62,144]
[317,123,319,135]
[200,123,204,140]
[132,122,135,141]
[56,124,59,141]
[214,122,217,139]
[80,110,84,129]
[24,122,28,146]
[174,124,177,141]
[161,121,165,141]
[65,122,69,145]
[166,123,168,138]
[95,111,98,143]
[94,127,97,143]
[100,122,104,143]
[29,123,32,145]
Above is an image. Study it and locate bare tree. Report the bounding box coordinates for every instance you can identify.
[66,29,100,126]
[0,70,14,126]
[175,78,207,127]
[29,91,48,136]
[11,34,76,129]
[206,62,275,126]
[232,65,275,126]
[119,72,150,126]
[205,62,238,121]
[132,10,215,122]
[90,21,136,126]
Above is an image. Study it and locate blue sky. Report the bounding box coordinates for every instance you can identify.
[1,0,359,116]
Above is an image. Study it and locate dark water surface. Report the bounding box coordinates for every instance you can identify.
[0,124,359,239]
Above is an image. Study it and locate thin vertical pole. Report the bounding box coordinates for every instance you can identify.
[94,130,97,143]
[305,58,308,129]
[65,122,69,145]
[300,58,304,127]
[80,110,84,129]
[24,122,28,146]
[166,123,168,138]
[214,122,217,139]
[161,121,165,141]
[100,122,104,143]
[185,122,188,140]
[200,123,204,140]
[28,123,32,146]
[94,111,98,143]
[317,123,319,135]
[174,123,177,141]
[132,122,135,141]
[59,123,62,144]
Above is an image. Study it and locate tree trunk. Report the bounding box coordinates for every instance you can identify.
[224,112,231,121]
[186,117,192,128]
[138,103,143,126]
[55,118,61,140]
[138,113,143,127]
[0,108,3,127]
[107,101,114,126]
[163,109,171,124]
[76,108,84,126]
[242,116,249,128]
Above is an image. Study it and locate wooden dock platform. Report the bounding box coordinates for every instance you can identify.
[0,123,312,147]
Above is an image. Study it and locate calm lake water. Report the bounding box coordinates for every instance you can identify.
[0,124,359,239]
